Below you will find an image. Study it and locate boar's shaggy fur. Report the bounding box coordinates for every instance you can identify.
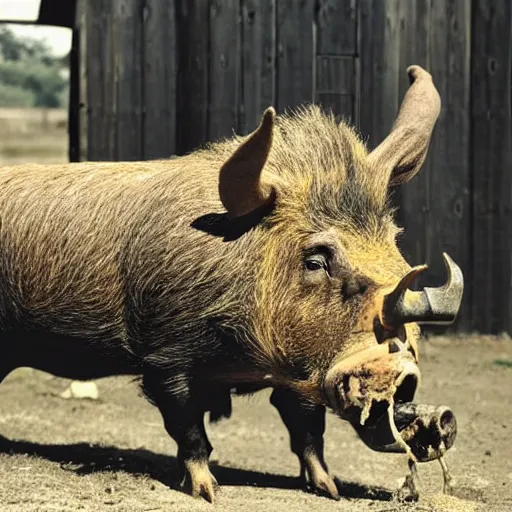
[1,106,400,389]
[0,66,443,502]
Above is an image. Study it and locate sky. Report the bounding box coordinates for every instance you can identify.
[0,0,72,57]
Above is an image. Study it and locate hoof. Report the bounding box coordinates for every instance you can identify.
[180,460,219,503]
[301,452,340,501]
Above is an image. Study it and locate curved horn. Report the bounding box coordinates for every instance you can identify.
[219,107,276,218]
[368,65,441,192]
[381,253,464,329]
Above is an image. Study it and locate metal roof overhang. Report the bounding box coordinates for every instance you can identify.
[0,0,76,27]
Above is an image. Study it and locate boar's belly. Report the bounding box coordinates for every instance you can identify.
[5,330,141,380]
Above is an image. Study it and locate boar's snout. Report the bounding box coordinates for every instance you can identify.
[323,347,423,461]
[324,345,421,425]
[322,253,464,460]
[351,403,458,463]
[324,253,463,423]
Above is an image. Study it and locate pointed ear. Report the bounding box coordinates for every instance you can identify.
[219,107,276,218]
[368,66,441,188]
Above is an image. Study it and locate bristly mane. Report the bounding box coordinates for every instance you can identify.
[205,105,395,235]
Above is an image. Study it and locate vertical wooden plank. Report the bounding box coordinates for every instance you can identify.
[114,0,143,161]
[68,4,80,162]
[240,0,276,134]
[208,0,241,140]
[316,0,357,55]
[176,0,209,154]
[315,56,354,122]
[77,0,88,162]
[276,0,315,112]
[471,0,512,333]
[141,0,177,159]
[422,0,471,331]
[315,0,358,123]
[397,0,431,97]
[422,2,449,291]
[394,0,431,269]
[357,0,377,142]
[358,0,400,149]
[86,0,115,160]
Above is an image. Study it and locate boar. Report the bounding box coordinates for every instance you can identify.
[0,65,462,502]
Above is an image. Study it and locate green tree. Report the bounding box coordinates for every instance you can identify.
[0,26,25,60]
[0,83,34,107]
[0,26,68,108]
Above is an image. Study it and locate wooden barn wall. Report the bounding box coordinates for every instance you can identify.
[73,0,512,334]
[74,0,358,155]
[358,0,473,332]
[470,0,512,334]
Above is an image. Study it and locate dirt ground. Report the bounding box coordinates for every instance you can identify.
[1,335,511,512]
[0,107,68,165]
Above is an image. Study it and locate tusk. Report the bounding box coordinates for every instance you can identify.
[382,253,464,329]
[422,253,464,324]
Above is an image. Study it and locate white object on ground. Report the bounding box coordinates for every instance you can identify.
[60,380,99,400]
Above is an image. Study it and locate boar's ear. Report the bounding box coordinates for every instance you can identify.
[219,107,276,218]
[368,65,441,188]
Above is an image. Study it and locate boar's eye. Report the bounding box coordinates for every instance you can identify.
[304,254,329,273]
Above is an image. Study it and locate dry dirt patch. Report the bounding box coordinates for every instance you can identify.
[0,335,511,511]
[0,107,68,165]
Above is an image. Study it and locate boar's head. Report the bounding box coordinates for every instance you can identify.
[216,66,463,441]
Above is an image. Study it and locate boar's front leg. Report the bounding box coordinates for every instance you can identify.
[270,388,340,500]
[143,374,218,503]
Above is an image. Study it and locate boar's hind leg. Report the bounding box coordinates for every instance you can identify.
[142,374,218,503]
[270,388,340,500]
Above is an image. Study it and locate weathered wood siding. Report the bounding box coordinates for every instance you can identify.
[73,0,512,334]
[470,0,512,333]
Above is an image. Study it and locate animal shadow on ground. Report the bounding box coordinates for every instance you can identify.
[0,434,393,501]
